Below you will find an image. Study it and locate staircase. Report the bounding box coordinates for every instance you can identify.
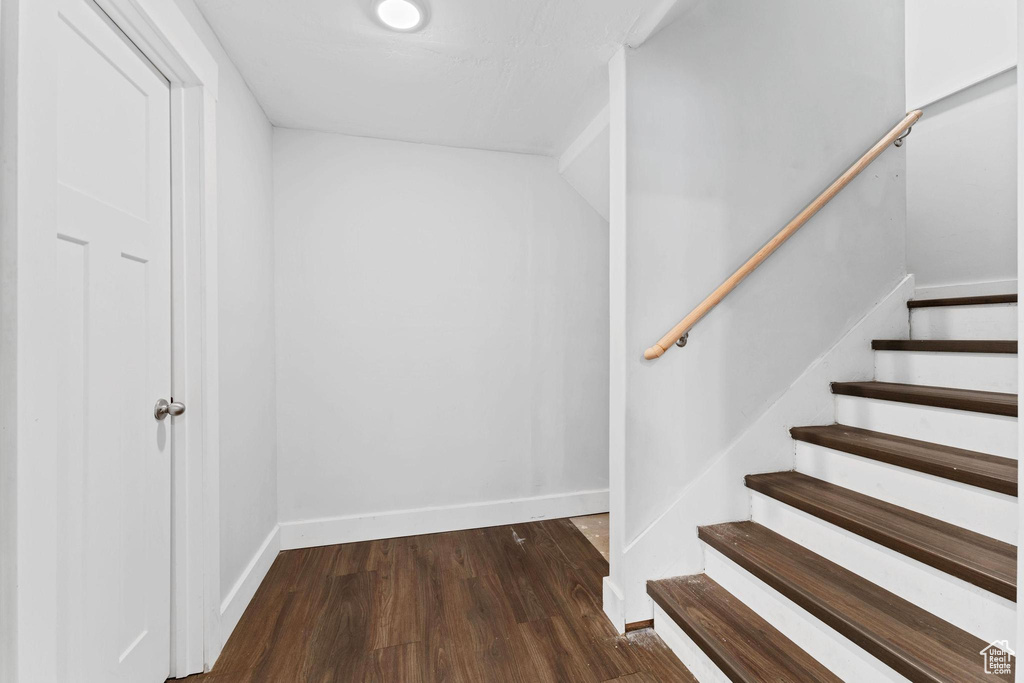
[647,293,1018,682]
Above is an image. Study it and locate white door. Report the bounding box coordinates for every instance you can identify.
[55,0,173,681]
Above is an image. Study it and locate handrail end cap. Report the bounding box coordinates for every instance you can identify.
[644,345,666,360]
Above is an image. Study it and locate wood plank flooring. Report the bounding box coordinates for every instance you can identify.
[180,519,695,683]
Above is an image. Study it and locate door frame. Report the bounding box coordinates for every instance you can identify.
[91,0,223,675]
[0,0,223,677]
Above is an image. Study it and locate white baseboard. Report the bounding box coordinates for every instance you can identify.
[279,489,609,551]
[219,525,280,642]
[602,576,627,634]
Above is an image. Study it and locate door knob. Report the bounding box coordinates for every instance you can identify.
[154,398,186,421]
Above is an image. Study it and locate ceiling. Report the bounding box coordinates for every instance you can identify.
[192,0,672,156]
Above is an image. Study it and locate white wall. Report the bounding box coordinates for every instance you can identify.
[0,0,17,678]
[273,130,610,545]
[2,0,71,678]
[608,0,907,626]
[907,0,1016,108]
[906,0,1018,290]
[559,105,610,221]
[173,0,279,604]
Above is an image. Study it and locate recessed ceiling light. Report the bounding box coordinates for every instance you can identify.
[374,0,427,32]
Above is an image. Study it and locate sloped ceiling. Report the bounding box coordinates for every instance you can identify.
[192,0,670,155]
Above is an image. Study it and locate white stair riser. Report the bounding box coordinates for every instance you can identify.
[652,604,732,683]
[795,442,1017,543]
[910,304,1017,341]
[702,547,910,682]
[751,492,1016,643]
[835,396,1018,459]
[874,350,1017,393]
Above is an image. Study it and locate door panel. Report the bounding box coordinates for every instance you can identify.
[55,0,172,681]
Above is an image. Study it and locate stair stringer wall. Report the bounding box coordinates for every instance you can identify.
[610,275,915,627]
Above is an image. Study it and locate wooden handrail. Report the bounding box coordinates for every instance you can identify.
[644,110,923,361]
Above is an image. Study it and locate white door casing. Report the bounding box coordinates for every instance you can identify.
[55,0,172,680]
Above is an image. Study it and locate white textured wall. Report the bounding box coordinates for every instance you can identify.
[906,0,1018,290]
[174,0,279,601]
[610,0,907,623]
[273,130,609,533]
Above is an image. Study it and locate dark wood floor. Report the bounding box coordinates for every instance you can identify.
[183,518,696,682]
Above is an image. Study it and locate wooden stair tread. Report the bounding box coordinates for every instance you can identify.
[790,424,1017,496]
[831,381,1017,417]
[908,294,1017,309]
[647,574,841,683]
[745,471,1016,600]
[872,340,1017,354]
[699,522,1013,682]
